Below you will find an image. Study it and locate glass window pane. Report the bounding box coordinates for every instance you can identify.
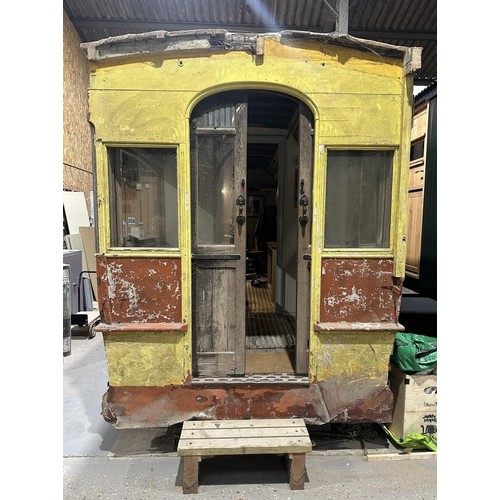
[410,139,425,161]
[325,150,393,248]
[196,134,235,245]
[109,147,178,248]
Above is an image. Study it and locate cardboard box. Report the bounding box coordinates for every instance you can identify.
[387,365,437,440]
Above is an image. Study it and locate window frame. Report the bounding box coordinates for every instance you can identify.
[321,146,399,258]
[101,143,182,256]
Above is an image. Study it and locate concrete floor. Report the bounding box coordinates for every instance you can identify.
[64,309,438,499]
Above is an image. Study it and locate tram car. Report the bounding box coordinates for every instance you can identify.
[81,29,421,428]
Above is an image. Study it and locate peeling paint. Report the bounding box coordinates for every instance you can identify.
[97,256,182,324]
[102,371,394,428]
[320,258,401,324]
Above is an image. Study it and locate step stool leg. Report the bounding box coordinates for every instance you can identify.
[288,453,306,490]
[182,456,199,494]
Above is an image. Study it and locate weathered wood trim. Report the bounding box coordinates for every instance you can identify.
[234,99,248,375]
[81,29,421,68]
[295,102,313,375]
[178,141,192,380]
[314,322,404,332]
[321,250,394,259]
[81,30,266,62]
[393,75,414,277]
[280,31,421,62]
[403,47,423,76]
[95,140,110,253]
[96,322,187,333]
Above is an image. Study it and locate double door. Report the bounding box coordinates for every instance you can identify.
[191,91,312,377]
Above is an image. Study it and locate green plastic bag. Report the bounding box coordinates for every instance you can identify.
[391,332,437,373]
[383,426,437,451]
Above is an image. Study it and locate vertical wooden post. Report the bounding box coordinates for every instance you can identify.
[182,456,199,494]
[288,453,306,490]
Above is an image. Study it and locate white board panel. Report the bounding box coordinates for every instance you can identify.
[63,192,89,234]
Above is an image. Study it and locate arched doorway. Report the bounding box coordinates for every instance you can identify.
[190,90,313,378]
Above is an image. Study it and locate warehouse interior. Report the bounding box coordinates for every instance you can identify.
[62,0,437,297]
[60,1,441,495]
[5,1,498,497]
[7,0,462,497]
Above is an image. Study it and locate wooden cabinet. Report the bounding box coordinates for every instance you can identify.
[405,103,429,279]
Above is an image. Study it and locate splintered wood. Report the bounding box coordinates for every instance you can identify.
[177,418,312,493]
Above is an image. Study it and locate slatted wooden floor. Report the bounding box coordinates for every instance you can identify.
[246,281,295,349]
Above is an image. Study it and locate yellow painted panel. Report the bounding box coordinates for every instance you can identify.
[313,332,396,382]
[266,38,404,79]
[90,42,401,96]
[317,95,401,144]
[103,332,186,386]
[90,90,401,146]
[89,90,191,143]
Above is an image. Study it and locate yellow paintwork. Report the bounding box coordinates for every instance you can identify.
[89,35,413,386]
[103,332,185,386]
[313,332,396,382]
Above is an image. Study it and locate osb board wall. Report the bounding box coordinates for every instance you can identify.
[63,10,93,207]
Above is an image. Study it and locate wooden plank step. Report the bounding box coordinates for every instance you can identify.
[178,436,311,455]
[178,418,311,456]
[183,418,306,429]
[180,426,309,440]
[178,418,312,493]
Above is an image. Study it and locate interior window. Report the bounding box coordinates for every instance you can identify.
[108,147,178,248]
[325,150,393,248]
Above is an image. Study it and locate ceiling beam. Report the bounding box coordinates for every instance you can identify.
[349,29,436,41]
[70,18,325,35]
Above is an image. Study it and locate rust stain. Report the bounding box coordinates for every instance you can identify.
[102,376,393,428]
[320,258,402,324]
[97,256,182,323]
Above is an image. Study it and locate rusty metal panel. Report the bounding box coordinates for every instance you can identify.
[102,376,393,429]
[96,256,182,324]
[320,258,402,324]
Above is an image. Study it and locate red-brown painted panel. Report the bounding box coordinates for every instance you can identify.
[102,377,393,428]
[97,256,182,323]
[320,258,402,324]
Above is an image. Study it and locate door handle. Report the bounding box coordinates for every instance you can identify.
[298,179,309,226]
[236,193,246,225]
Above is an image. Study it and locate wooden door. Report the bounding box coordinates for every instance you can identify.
[191,95,248,376]
[295,102,313,374]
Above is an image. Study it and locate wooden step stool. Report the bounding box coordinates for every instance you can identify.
[177,418,313,493]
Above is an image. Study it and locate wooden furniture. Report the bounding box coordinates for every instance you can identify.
[177,418,312,493]
[267,242,277,302]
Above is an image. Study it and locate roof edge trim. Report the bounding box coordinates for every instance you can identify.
[80,28,422,72]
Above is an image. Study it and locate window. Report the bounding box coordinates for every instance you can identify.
[108,147,178,248]
[410,138,425,162]
[325,150,393,248]
[195,134,235,245]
